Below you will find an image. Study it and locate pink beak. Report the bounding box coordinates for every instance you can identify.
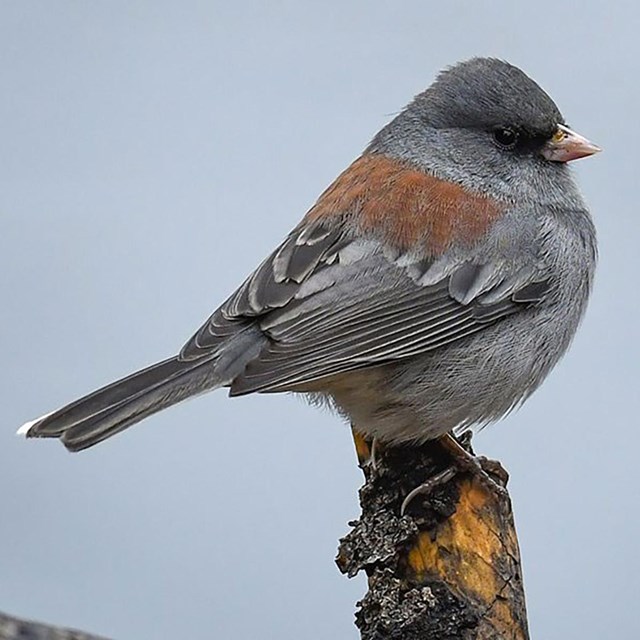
[542,124,601,163]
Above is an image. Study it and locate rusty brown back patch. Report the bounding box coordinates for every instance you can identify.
[305,154,504,254]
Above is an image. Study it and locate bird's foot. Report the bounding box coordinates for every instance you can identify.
[440,432,509,495]
[400,432,508,516]
[363,437,380,473]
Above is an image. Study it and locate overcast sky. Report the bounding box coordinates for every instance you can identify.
[1,2,638,639]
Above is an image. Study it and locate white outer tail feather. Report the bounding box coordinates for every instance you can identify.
[17,411,55,437]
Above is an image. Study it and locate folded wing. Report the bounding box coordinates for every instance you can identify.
[179,217,550,395]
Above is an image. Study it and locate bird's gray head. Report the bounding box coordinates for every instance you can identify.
[367,58,595,200]
[417,57,564,135]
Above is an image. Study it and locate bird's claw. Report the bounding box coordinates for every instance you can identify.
[400,466,458,515]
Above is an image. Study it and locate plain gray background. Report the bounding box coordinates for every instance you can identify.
[1,2,637,638]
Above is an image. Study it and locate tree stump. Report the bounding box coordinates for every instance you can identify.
[336,431,529,640]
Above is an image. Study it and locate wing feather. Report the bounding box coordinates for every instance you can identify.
[178,218,550,392]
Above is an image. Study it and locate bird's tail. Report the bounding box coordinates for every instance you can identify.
[18,356,223,452]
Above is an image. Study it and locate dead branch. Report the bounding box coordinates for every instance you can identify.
[337,431,529,640]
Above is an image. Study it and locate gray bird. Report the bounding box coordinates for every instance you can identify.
[18,58,599,452]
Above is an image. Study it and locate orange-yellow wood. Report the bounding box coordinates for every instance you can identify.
[352,429,371,466]
[406,476,527,639]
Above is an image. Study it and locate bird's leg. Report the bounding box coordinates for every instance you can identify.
[438,432,509,493]
[400,432,508,515]
[366,437,380,473]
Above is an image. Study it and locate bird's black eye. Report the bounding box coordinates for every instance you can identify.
[493,127,519,149]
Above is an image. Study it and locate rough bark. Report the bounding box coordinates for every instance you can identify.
[337,431,529,640]
[0,611,109,640]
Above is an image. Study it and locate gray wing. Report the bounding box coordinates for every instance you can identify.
[178,218,549,394]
